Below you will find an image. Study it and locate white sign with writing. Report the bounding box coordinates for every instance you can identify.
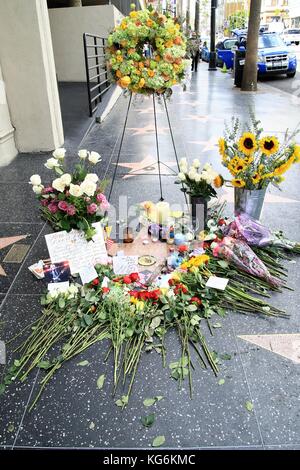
[112,255,138,275]
[45,223,107,275]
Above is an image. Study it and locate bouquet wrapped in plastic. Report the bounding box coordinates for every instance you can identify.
[212,236,281,286]
[223,213,300,252]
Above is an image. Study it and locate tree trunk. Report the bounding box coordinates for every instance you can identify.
[241,0,262,92]
[195,0,200,34]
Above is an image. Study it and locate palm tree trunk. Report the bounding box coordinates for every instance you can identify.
[195,1,200,34]
[241,0,262,91]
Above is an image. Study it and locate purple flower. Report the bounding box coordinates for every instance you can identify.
[67,204,76,216]
[58,201,68,212]
[87,203,98,215]
[48,202,58,214]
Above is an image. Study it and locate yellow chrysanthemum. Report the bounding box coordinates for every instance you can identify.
[238,133,257,156]
[218,138,226,158]
[259,136,279,156]
[232,178,246,188]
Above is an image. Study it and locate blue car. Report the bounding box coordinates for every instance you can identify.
[216,31,297,78]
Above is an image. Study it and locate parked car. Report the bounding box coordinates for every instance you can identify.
[216,31,297,79]
[257,32,297,78]
[282,29,300,45]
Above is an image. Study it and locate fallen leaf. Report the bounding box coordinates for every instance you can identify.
[97,374,105,390]
[152,435,165,447]
[143,398,156,407]
[77,360,89,366]
[218,379,225,385]
[89,421,95,430]
[141,413,155,428]
[245,401,254,412]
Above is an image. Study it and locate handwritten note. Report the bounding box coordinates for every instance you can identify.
[45,223,107,275]
[112,255,138,275]
[79,265,98,285]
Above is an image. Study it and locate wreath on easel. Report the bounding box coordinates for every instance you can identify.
[106,5,187,96]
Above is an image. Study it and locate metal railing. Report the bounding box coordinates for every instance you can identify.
[83,33,111,117]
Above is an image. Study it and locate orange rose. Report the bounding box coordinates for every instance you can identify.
[173,37,182,45]
[116,55,123,63]
[116,70,122,78]
[120,76,131,88]
[147,69,155,77]
[146,19,154,27]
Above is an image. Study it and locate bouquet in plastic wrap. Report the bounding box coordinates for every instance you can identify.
[223,213,300,253]
[212,236,282,287]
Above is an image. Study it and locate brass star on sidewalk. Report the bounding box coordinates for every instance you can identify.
[0,234,28,276]
[115,155,177,179]
[238,334,300,364]
[187,137,219,152]
[134,107,163,115]
[127,124,169,136]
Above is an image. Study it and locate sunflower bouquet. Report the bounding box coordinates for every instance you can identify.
[218,116,300,189]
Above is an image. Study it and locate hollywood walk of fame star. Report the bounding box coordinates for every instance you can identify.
[114,155,177,179]
[133,106,163,115]
[176,100,204,108]
[127,124,169,136]
[0,234,29,276]
[238,334,300,364]
[218,185,300,205]
[187,137,219,152]
[181,114,223,123]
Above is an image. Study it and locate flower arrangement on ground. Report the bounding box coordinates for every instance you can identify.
[29,148,109,240]
[106,4,187,95]
[176,158,224,199]
[218,115,300,189]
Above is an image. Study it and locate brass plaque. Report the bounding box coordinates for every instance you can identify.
[3,244,30,264]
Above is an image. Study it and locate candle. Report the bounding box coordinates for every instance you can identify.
[156,202,170,225]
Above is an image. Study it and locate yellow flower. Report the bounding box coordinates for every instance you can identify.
[259,136,279,156]
[130,296,138,304]
[116,70,122,78]
[274,156,295,176]
[198,230,207,241]
[116,55,123,63]
[129,11,138,18]
[292,144,300,163]
[121,21,127,30]
[165,40,174,48]
[190,266,199,275]
[120,76,131,88]
[258,164,264,172]
[232,178,246,188]
[136,301,145,311]
[218,138,226,158]
[139,78,145,88]
[252,173,261,184]
[235,158,248,173]
[238,132,257,156]
[261,172,274,180]
[214,175,224,188]
[172,272,181,282]
[193,255,210,266]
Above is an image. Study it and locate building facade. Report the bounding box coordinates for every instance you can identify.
[289,0,300,27]
[260,0,289,26]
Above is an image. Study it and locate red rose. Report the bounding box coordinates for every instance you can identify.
[129,290,138,298]
[178,245,188,253]
[123,276,132,284]
[203,241,211,250]
[190,296,202,305]
[168,279,175,286]
[92,278,99,286]
[181,285,188,294]
[129,272,140,282]
[218,218,226,226]
[102,287,110,294]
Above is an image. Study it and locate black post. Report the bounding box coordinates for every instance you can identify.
[208,0,217,71]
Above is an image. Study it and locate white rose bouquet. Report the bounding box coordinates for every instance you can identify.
[29,149,109,240]
[176,158,224,199]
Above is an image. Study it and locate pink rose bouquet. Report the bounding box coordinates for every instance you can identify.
[29,148,109,240]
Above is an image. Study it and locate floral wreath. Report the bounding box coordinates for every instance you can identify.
[106,5,187,95]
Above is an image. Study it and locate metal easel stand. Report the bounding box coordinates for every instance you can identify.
[108,92,182,203]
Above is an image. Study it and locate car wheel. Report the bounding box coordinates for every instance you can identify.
[286,71,296,78]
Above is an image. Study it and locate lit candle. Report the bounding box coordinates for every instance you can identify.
[156,202,170,225]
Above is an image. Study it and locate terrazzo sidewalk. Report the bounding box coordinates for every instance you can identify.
[0,64,300,450]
